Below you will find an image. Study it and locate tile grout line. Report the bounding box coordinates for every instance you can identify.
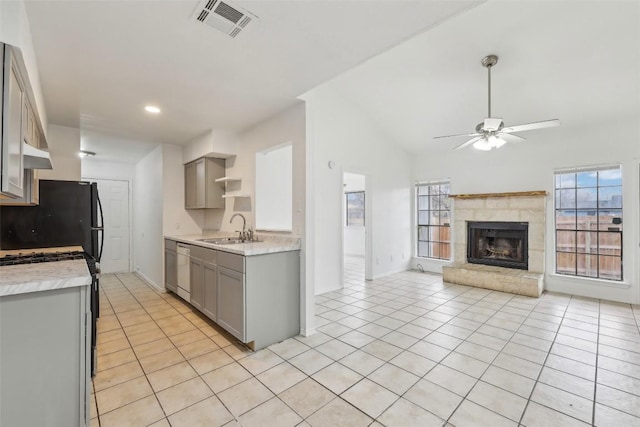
[102,273,249,426]
[438,289,565,426]
[592,298,601,425]
[98,273,172,424]
[516,294,573,426]
[116,273,248,426]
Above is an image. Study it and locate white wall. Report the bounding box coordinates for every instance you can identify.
[133,145,164,289]
[182,129,238,164]
[343,172,365,256]
[411,120,640,303]
[0,0,47,135]
[163,144,204,235]
[304,87,413,297]
[81,158,135,182]
[255,144,293,231]
[204,103,306,236]
[37,124,81,181]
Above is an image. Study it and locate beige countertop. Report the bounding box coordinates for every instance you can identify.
[0,259,91,297]
[165,232,301,256]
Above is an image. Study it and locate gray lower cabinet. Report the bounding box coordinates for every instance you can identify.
[202,261,217,320]
[189,245,218,318]
[217,265,245,341]
[190,257,204,310]
[217,250,300,350]
[0,286,90,427]
[165,249,177,293]
[164,239,177,293]
[164,238,300,350]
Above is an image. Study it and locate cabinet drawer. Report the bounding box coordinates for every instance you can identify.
[165,239,177,252]
[190,245,217,264]
[218,251,244,273]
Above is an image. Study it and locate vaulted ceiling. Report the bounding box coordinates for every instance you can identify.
[329,1,640,153]
[24,1,639,161]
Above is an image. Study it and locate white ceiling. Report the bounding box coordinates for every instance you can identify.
[329,1,640,154]
[24,0,481,157]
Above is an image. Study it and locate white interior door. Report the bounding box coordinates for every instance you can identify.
[90,179,130,273]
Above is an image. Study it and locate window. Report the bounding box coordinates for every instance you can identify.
[554,166,622,280]
[346,191,365,226]
[255,143,292,231]
[416,181,451,260]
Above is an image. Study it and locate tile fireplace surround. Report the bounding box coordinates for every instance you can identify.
[442,191,546,298]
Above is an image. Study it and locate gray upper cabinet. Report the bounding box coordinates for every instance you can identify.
[1,44,25,199]
[184,157,225,209]
[0,43,48,205]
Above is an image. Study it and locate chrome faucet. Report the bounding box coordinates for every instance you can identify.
[230,213,248,240]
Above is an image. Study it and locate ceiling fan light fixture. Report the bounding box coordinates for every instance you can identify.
[434,54,560,151]
[473,138,492,151]
[489,135,506,149]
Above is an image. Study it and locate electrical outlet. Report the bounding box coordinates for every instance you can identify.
[176,222,180,230]
[390,255,393,262]
[376,257,380,265]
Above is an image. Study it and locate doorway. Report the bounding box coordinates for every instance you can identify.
[343,172,368,285]
[85,178,131,273]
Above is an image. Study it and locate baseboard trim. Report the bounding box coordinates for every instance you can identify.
[134,271,164,292]
[299,327,316,337]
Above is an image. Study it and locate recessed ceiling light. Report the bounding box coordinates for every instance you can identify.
[78,150,96,158]
[144,105,161,114]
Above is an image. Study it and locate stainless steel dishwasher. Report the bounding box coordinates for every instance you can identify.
[176,244,191,301]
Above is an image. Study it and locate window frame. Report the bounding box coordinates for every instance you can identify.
[345,191,365,227]
[553,165,623,281]
[416,180,451,260]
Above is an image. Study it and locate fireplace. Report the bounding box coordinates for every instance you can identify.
[467,221,528,270]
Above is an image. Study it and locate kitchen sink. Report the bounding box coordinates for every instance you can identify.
[197,238,262,245]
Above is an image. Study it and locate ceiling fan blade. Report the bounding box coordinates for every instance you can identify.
[454,136,482,150]
[502,119,560,133]
[499,133,526,143]
[483,117,503,131]
[434,132,481,140]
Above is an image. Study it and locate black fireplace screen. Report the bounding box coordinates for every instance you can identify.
[467,221,528,270]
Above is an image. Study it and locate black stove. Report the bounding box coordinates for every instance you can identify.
[0,250,100,376]
[0,251,87,266]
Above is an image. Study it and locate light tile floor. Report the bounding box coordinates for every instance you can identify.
[92,271,640,426]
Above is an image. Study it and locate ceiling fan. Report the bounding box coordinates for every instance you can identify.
[434,55,560,151]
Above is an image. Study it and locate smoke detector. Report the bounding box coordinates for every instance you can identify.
[193,0,258,38]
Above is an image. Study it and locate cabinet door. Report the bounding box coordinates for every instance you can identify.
[195,158,205,207]
[202,261,217,321]
[2,47,24,198]
[190,258,204,310]
[184,162,197,209]
[217,266,245,341]
[164,249,177,292]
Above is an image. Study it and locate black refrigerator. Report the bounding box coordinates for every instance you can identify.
[0,179,104,260]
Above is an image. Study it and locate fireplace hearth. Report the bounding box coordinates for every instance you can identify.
[467,221,528,270]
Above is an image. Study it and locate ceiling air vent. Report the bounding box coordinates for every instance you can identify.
[193,0,258,38]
